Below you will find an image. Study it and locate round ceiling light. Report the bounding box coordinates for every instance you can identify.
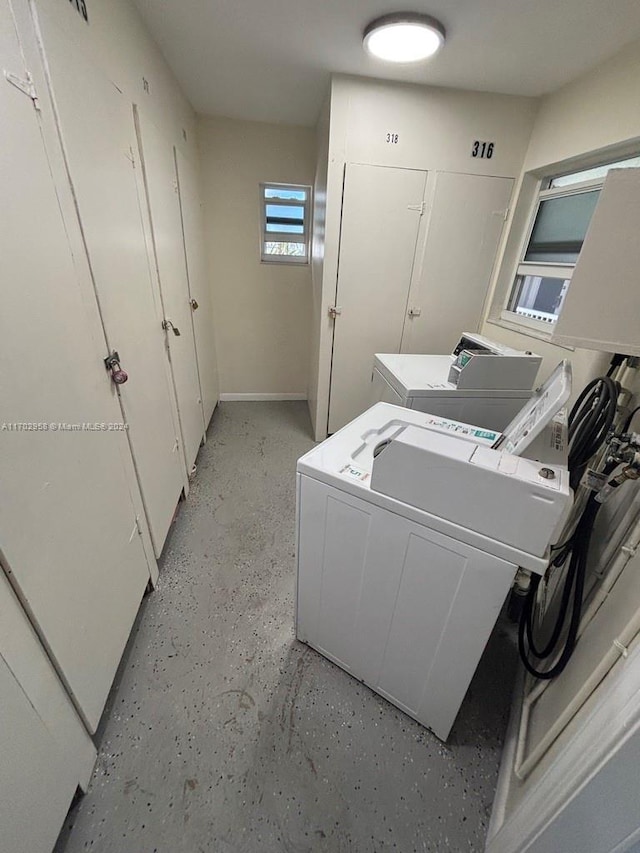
[363,13,446,63]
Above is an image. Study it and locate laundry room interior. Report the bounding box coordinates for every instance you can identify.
[2,1,640,851]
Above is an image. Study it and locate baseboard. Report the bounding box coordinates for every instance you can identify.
[218,392,307,402]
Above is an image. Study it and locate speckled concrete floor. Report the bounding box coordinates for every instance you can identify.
[55,401,516,853]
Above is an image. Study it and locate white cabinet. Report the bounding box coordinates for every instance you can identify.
[1,0,218,846]
[328,163,427,432]
[0,571,96,853]
[175,147,220,428]
[135,107,207,471]
[32,5,187,555]
[402,172,513,354]
[327,168,513,433]
[1,0,151,733]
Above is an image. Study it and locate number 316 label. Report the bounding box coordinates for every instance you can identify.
[472,140,494,159]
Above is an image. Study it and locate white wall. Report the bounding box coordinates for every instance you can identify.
[309,74,539,439]
[34,0,198,162]
[198,116,315,399]
[482,38,640,396]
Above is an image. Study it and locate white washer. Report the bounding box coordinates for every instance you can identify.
[371,334,541,431]
[297,363,572,741]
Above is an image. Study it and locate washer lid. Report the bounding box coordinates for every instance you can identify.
[495,360,572,456]
[374,353,454,395]
[374,353,534,398]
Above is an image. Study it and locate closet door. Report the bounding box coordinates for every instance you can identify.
[32,4,186,554]
[175,147,220,428]
[0,569,96,853]
[402,173,513,354]
[328,164,427,433]
[0,0,150,731]
[135,108,206,470]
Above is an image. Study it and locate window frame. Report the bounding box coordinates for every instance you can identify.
[259,182,311,265]
[501,176,604,329]
[497,152,640,337]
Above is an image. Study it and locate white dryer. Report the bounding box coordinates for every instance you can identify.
[371,333,541,431]
[296,363,572,741]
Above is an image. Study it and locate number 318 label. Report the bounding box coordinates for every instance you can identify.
[472,140,494,159]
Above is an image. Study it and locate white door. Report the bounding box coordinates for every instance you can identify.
[0,1,150,731]
[328,164,427,433]
[135,108,206,469]
[0,569,96,853]
[175,147,220,427]
[402,172,513,353]
[33,5,186,554]
[0,657,80,853]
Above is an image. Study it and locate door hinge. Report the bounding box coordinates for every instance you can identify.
[407,201,425,215]
[5,70,40,110]
[328,306,342,319]
[125,146,136,167]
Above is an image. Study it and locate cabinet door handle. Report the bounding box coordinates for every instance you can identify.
[408,307,422,318]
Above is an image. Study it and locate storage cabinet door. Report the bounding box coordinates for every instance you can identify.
[402,173,513,354]
[0,569,96,853]
[1,0,150,731]
[328,163,427,433]
[0,657,80,853]
[135,108,206,468]
[32,4,186,555]
[175,147,220,428]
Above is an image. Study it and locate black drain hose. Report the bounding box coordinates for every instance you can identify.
[518,373,619,680]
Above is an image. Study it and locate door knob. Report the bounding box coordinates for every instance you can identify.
[104,351,129,385]
[189,298,199,311]
[162,319,181,336]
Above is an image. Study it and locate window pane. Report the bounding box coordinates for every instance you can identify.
[508,274,570,323]
[264,187,307,201]
[550,156,640,188]
[525,190,600,263]
[264,241,307,258]
[265,204,305,234]
[266,223,304,234]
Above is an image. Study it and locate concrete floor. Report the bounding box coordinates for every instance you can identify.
[55,401,517,853]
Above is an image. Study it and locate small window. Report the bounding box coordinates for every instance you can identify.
[260,183,311,264]
[503,154,639,329]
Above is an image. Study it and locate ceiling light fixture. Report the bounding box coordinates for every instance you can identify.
[363,13,446,63]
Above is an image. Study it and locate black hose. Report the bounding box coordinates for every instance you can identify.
[567,376,618,491]
[518,372,619,680]
[519,496,599,679]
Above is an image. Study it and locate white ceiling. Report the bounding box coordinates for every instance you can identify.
[132,0,640,126]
